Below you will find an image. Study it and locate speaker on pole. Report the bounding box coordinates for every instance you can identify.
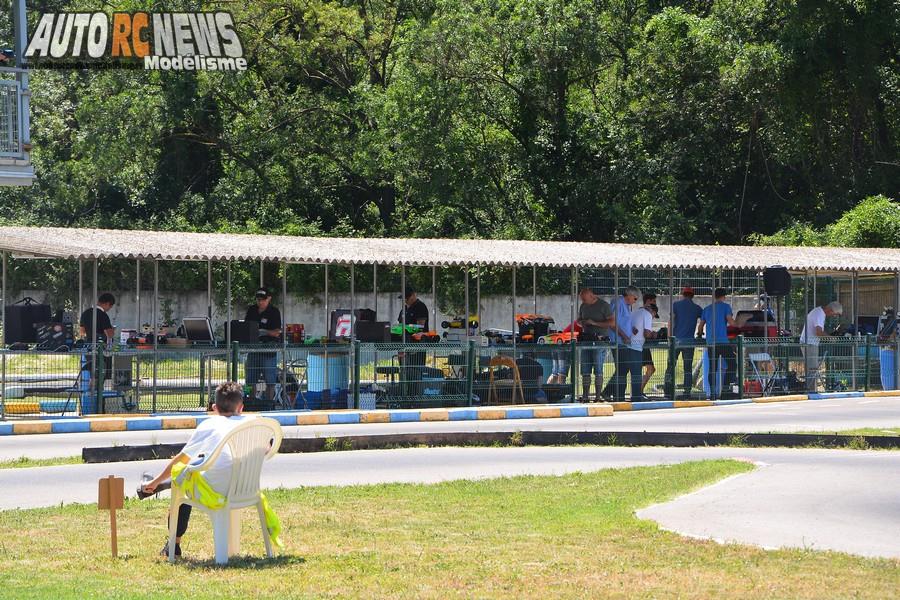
[763,266,791,297]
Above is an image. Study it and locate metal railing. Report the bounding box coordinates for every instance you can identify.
[1,338,897,418]
[0,79,22,157]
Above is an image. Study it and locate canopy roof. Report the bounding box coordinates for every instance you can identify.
[0,227,897,273]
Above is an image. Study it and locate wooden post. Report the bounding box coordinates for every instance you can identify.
[98,475,124,558]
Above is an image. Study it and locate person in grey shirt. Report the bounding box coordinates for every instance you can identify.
[577,287,614,402]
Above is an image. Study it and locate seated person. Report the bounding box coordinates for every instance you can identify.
[140,382,250,558]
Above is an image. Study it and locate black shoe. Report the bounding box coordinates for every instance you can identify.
[631,395,652,402]
[160,541,182,557]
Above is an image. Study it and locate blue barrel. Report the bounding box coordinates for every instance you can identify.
[535,358,554,381]
[307,352,349,409]
[79,355,98,415]
[880,348,896,390]
[700,350,725,397]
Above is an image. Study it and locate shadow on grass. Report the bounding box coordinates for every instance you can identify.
[171,554,305,570]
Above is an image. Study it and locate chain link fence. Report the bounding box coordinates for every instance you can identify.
[1,337,897,419]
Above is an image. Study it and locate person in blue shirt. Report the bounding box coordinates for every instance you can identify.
[666,286,703,396]
[698,288,737,399]
[605,285,642,401]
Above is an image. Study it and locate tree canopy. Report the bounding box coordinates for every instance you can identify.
[0,0,897,246]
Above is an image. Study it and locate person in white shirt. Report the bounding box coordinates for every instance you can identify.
[141,382,251,558]
[629,294,657,401]
[800,301,843,391]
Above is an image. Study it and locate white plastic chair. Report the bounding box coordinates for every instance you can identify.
[167,417,283,564]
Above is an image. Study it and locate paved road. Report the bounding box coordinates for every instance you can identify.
[1,395,897,460]
[0,445,897,559]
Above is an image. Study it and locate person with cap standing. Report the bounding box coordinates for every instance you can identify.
[244,287,283,405]
[800,300,843,391]
[667,286,703,397]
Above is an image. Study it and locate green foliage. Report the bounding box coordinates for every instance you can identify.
[0,0,896,253]
[752,195,899,248]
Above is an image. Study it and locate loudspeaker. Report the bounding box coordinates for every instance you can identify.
[763,266,791,296]
[4,297,52,343]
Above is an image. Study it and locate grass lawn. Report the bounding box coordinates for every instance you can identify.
[795,427,900,437]
[0,456,83,469]
[0,460,897,599]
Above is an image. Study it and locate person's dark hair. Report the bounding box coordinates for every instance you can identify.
[404,287,416,300]
[643,293,657,303]
[714,287,728,299]
[98,292,115,306]
[214,382,244,414]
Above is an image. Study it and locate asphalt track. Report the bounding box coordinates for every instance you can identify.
[0,445,897,559]
[0,394,897,460]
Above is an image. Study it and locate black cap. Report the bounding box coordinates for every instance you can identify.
[255,287,271,299]
[404,287,415,300]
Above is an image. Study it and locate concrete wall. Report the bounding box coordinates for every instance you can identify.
[17,289,763,338]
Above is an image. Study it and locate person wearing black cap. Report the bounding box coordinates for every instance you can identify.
[244,287,282,404]
[398,288,429,331]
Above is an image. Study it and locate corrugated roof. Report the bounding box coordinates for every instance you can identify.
[0,226,897,272]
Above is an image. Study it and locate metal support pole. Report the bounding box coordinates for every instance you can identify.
[571,267,577,401]
[349,264,355,409]
[373,264,378,317]
[92,259,99,413]
[152,260,158,412]
[737,335,745,399]
[896,271,900,390]
[511,266,517,357]
[0,252,5,347]
[135,259,141,410]
[282,262,288,405]
[207,260,213,321]
[612,268,618,400]
[464,267,469,345]
[466,339,475,406]
[225,261,232,352]
[432,265,437,369]
[350,264,356,339]
[78,259,83,323]
[812,269,817,306]
[1,252,5,419]
[804,270,809,333]
[851,271,858,389]
[259,260,264,288]
[532,265,537,315]
[400,265,406,343]
[864,334,872,392]
[711,271,717,399]
[324,264,329,397]
[667,268,675,400]
[353,340,360,409]
[431,266,437,333]
[135,260,141,333]
[476,264,481,336]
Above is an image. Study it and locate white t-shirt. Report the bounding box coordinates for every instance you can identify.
[629,307,653,352]
[800,306,826,345]
[180,415,252,494]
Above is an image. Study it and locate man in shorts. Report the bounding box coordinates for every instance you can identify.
[576,287,614,402]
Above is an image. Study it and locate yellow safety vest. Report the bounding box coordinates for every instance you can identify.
[172,462,283,549]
